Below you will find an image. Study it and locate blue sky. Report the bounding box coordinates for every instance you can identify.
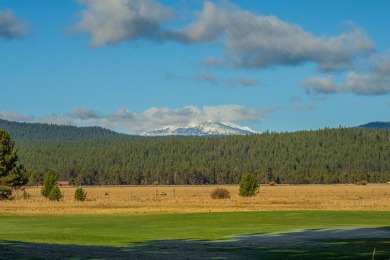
[1,0,389,134]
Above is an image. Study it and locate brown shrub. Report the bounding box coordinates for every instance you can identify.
[210,187,231,199]
[355,180,368,185]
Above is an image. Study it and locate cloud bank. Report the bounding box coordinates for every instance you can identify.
[173,2,374,72]
[69,0,387,95]
[0,9,28,39]
[0,105,268,134]
[72,1,374,72]
[301,52,390,95]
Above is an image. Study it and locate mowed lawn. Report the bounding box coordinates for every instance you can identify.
[1,211,390,259]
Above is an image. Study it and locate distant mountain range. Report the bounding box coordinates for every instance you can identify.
[357,121,390,130]
[0,118,388,140]
[0,119,257,140]
[0,119,126,141]
[140,122,258,136]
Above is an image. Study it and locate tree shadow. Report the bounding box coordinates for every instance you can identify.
[1,227,390,259]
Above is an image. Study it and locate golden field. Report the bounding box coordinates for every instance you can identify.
[1,184,390,215]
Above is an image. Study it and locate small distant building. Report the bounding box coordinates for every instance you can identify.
[57,181,69,186]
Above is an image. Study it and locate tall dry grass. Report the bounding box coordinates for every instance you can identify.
[1,184,390,215]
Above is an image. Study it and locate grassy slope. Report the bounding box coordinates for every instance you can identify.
[1,211,390,246]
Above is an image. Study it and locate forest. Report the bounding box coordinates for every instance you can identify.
[1,121,388,186]
[0,119,128,141]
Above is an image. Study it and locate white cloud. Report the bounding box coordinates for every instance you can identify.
[172,1,226,44]
[71,1,374,72]
[172,2,374,72]
[301,51,390,95]
[39,114,75,126]
[71,0,173,46]
[193,73,259,88]
[202,105,263,122]
[69,1,390,94]
[0,9,28,39]
[69,107,102,120]
[0,111,34,122]
[0,105,269,134]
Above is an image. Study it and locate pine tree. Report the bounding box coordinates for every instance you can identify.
[0,129,28,200]
[41,170,56,198]
[74,187,87,201]
[48,184,62,201]
[239,174,259,197]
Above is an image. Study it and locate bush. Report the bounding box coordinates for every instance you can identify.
[0,186,13,200]
[21,189,30,200]
[48,185,62,201]
[74,187,87,201]
[210,187,230,199]
[239,174,259,197]
[355,180,368,185]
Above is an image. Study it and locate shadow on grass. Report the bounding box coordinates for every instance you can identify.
[1,227,390,259]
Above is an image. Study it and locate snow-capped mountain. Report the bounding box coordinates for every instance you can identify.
[140,122,259,136]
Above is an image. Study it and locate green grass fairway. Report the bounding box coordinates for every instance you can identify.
[1,211,390,259]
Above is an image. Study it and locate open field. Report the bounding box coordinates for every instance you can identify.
[1,184,390,215]
[1,185,390,259]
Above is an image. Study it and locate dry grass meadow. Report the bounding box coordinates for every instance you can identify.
[1,184,390,215]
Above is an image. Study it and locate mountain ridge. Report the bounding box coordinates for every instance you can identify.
[140,121,258,136]
[0,118,127,141]
[1,118,388,141]
[357,121,390,130]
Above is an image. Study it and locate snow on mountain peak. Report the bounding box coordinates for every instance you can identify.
[140,122,259,136]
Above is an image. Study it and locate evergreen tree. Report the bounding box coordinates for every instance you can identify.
[0,129,28,200]
[239,174,259,197]
[48,184,62,201]
[41,170,56,198]
[74,187,87,201]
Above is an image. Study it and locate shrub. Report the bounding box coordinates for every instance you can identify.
[48,185,62,201]
[355,180,368,185]
[210,187,230,199]
[0,186,13,200]
[74,187,87,201]
[21,189,30,200]
[239,174,259,197]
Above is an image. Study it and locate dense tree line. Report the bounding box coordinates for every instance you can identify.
[8,127,390,185]
[0,119,128,141]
